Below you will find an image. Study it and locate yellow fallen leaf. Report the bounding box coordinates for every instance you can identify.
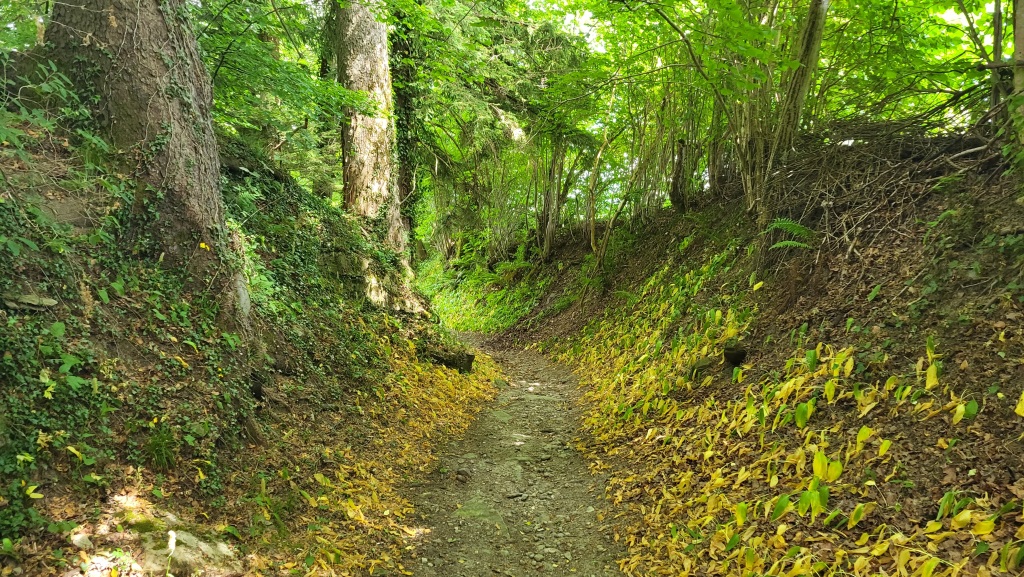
[923,520,943,533]
[952,404,966,424]
[878,439,892,457]
[1015,391,1024,418]
[950,509,972,530]
[926,363,939,390]
[920,557,941,577]
[970,519,994,536]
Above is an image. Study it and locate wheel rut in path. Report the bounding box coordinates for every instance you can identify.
[403,344,625,577]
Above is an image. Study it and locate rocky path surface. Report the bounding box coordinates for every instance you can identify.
[402,344,625,577]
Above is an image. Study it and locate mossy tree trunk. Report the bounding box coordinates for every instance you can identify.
[47,0,251,333]
[392,9,422,245]
[336,0,406,255]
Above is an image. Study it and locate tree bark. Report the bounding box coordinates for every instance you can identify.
[770,0,828,170]
[540,139,565,262]
[336,0,406,254]
[668,139,689,212]
[1014,0,1024,144]
[993,0,1004,125]
[761,0,828,227]
[47,0,250,332]
[392,10,421,243]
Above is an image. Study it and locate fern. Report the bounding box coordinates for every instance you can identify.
[766,218,815,239]
[769,240,813,250]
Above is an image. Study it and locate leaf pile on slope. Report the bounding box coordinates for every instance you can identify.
[549,241,1024,577]
[242,348,501,574]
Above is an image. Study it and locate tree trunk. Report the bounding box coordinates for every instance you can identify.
[47,0,250,332]
[541,140,565,262]
[392,10,421,244]
[762,0,829,227]
[993,0,1004,127]
[336,0,405,254]
[1014,0,1024,144]
[668,139,689,212]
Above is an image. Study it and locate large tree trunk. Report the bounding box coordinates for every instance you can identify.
[336,0,406,254]
[392,10,421,243]
[47,0,250,332]
[1014,0,1024,143]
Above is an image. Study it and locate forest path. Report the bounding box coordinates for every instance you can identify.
[402,341,625,577]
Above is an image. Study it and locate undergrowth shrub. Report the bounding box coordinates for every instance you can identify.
[416,249,551,332]
[546,226,1024,577]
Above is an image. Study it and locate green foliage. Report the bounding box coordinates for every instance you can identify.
[417,253,551,332]
[144,424,177,472]
[766,218,816,251]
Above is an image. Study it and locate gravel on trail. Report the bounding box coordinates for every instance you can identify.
[402,344,626,577]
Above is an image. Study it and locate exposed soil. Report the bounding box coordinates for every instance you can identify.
[401,338,625,577]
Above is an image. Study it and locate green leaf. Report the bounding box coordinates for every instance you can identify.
[221,525,241,540]
[50,322,66,339]
[766,218,815,239]
[964,399,979,420]
[867,284,882,302]
[769,240,812,251]
[771,494,792,520]
[795,402,810,428]
[822,509,842,527]
[847,503,866,528]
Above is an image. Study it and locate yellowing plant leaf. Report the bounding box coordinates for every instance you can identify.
[1015,391,1024,418]
[924,520,943,534]
[25,485,43,499]
[858,401,878,418]
[824,379,836,403]
[735,502,748,527]
[826,460,843,483]
[856,426,873,453]
[971,519,995,536]
[926,364,939,390]
[848,503,866,529]
[952,404,966,424]
[853,556,869,572]
[920,557,941,577]
[951,509,973,530]
[878,439,892,457]
[813,451,828,479]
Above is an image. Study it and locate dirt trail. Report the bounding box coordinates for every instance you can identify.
[402,343,626,576]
